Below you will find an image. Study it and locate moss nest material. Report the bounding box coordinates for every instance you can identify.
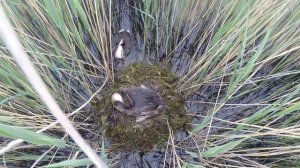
[92,63,189,151]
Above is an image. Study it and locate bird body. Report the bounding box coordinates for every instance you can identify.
[114,40,125,59]
[112,29,133,59]
[111,85,165,122]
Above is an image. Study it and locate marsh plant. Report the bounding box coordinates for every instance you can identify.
[0,0,300,167]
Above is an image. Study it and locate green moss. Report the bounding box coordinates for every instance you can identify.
[92,63,189,151]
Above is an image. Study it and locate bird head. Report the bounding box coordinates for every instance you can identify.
[111,92,134,109]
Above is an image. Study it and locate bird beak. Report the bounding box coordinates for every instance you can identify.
[119,39,125,46]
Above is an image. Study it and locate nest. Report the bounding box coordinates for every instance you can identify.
[92,63,189,151]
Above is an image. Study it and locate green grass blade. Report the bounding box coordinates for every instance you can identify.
[191,115,211,133]
[44,0,63,29]
[201,139,244,158]
[182,162,205,168]
[0,123,66,147]
[274,101,300,117]
[70,0,92,32]
[44,158,93,167]
[240,28,272,80]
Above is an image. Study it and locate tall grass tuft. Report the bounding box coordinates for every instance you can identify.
[0,0,111,167]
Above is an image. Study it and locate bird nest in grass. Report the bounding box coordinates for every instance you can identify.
[92,63,189,151]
